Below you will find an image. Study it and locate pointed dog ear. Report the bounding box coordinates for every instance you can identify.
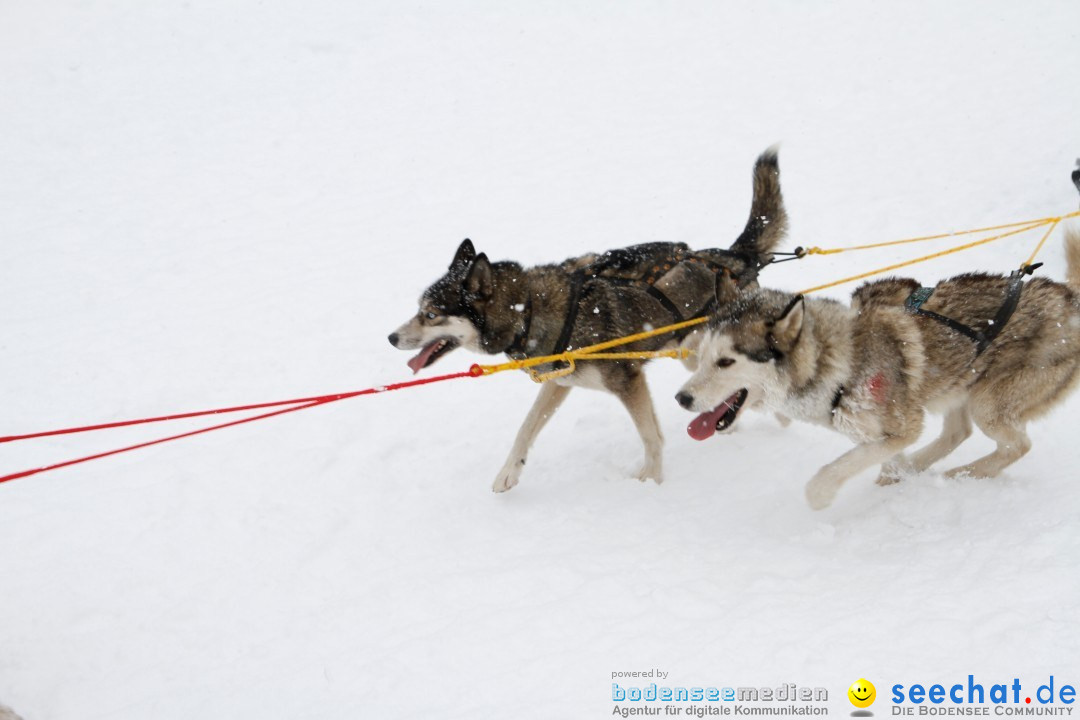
[451,238,476,269]
[715,269,739,306]
[465,253,494,300]
[767,295,804,353]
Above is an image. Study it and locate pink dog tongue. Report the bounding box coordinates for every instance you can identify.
[687,404,730,441]
[686,393,743,441]
[407,340,442,374]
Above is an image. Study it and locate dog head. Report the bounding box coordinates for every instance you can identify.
[389,239,521,373]
[675,273,804,440]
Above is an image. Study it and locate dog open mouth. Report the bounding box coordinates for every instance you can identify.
[407,337,460,374]
[686,389,749,441]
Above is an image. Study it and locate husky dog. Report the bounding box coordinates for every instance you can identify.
[676,226,1080,509]
[390,149,788,491]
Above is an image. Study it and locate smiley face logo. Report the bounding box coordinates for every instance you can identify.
[848,678,876,708]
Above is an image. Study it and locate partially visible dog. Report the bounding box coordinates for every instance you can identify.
[390,149,788,491]
[0,703,24,720]
[676,225,1080,509]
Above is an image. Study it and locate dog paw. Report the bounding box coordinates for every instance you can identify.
[876,466,906,486]
[492,462,523,493]
[635,463,664,485]
[804,477,837,510]
[876,456,910,486]
[943,465,975,480]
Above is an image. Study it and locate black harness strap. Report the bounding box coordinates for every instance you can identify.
[617,272,723,324]
[504,295,534,357]
[904,288,983,345]
[645,284,687,322]
[646,255,739,323]
[546,255,736,363]
[551,270,587,356]
[587,270,691,325]
[977,269,1030,354]
[693,296,717,320]
[904,268,1037,356]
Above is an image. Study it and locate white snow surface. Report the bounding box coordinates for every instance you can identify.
[2,2,1079,718]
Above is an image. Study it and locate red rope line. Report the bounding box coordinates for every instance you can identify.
[1,396,356,443]
[0,366,483,486]
[1,365,483,444]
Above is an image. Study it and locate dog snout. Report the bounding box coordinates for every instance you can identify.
[675,391,694,410]
[388,332,400,347]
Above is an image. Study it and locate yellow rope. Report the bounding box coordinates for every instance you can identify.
[801,210,1078,256]
[796,220,1049,295]
[477,334,701,381]
[472,209,1079,380]
[1022,217,1063,268]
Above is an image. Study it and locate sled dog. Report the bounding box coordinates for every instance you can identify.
[676,225,1080,509]
[391,149,788,491]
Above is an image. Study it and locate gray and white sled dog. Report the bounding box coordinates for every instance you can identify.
[676,225,1080,509]
[390,149,788,491]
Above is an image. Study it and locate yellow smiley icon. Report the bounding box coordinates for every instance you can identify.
[848,679,876,708]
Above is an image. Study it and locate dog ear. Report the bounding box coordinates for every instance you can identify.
[465,253,494,299]
[714,269,739,306]
[451,238,476,269]
[767,295,804,353]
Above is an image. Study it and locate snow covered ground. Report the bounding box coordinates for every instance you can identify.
[2,1,1079,718]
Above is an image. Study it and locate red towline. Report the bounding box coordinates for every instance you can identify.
[0,365,485,486]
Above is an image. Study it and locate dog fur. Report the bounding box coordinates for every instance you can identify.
[390,149,787,491]
[677,224,1080,509]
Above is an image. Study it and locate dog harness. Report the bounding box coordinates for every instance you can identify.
[831,266,1041,416]
[506,247,749,360]
[903,265,1039,357]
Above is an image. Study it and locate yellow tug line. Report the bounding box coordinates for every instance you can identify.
[473,210,1080,383]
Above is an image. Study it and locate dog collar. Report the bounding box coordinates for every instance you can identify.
[830,385,845,414]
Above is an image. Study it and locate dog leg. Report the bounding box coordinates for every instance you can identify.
[492,382,572,492]
[878,404,973,484]
[612,371,665,483]
[908,404,974,473]
[805,436,915,510]
[944,416,1030,479]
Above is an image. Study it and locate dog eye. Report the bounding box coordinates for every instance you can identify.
[716,357,735,368]
[425,311,440,320]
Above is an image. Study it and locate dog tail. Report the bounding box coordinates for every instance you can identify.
[730,145,788,258]
[1064,222,1080,289]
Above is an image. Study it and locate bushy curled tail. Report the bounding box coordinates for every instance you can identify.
[1064,223,1080,289]
[730,145,788,258]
